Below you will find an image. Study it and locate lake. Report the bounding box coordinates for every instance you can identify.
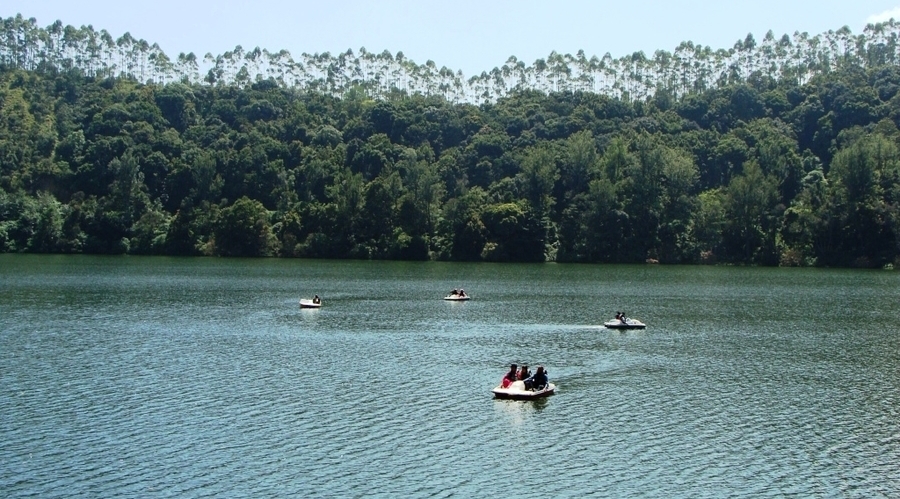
[1,255,899,497]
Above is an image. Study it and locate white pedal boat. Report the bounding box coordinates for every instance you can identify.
[492,380,556,400]
[443,294,470,301]
[299,299,322,308]
[604,318,645,329]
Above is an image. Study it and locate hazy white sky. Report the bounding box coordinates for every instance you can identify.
[4,1,900,76]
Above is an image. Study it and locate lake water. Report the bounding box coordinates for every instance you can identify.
[1,255,899,497]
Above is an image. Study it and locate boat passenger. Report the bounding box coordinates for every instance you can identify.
[313,295,321,304]
[517,365,531,380]
[459,289,466,297]
[524,366,548,391]
[501,364,518,388]
[451,289,458,296]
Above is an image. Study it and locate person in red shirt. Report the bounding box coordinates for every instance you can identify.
[501,364,518,388]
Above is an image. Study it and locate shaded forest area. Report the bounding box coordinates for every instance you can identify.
[2,15,900,266]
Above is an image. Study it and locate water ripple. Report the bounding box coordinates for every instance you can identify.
[2,257,900,497]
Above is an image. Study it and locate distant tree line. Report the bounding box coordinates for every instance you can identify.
[2,14,899,103]
[1,15,900,267]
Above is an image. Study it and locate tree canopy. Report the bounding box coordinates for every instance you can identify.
[2,15,900,268]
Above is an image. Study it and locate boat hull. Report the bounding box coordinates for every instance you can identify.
[299,299,321,308]
[604,320,645,329]
[492,381,556,400]
[443,296,470,301]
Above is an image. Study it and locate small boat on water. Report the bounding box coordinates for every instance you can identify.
[443,294,470,301]
[443,288,470,301]
[604,318,646,329]
[492,380,556,400]
[299,298,322,308]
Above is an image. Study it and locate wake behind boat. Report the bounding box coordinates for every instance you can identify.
[492,380,556,400]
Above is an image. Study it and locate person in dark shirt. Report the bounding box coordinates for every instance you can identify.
[524,366,548,391]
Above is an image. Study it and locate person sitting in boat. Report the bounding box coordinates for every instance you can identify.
[459,289,466,298]
[501,364,518,388]
[313,295,321,304]
[618,312,627,324]
[450,288,459,296]
[517,365,531,380]
[524,366,548,391]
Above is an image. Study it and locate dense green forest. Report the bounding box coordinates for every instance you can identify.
[2,14,900,266]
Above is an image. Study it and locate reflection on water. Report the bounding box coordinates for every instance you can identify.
[1,255,899,497]
[493,396,552,423]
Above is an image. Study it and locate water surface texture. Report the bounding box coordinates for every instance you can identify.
[2,255,899,497]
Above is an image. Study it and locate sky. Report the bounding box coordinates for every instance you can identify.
[4,1,900,76]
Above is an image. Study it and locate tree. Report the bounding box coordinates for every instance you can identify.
[721,161,780,263]
[213,196,278,256]
[356,173,400,258]
[560,130,598,196]
[690,189,727,263]
[817,134,900,266]
[657,145,699,262]
[440,187,488,261]
[479,201,544,261]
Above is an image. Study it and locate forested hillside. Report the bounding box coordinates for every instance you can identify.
[2,15,900,266]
